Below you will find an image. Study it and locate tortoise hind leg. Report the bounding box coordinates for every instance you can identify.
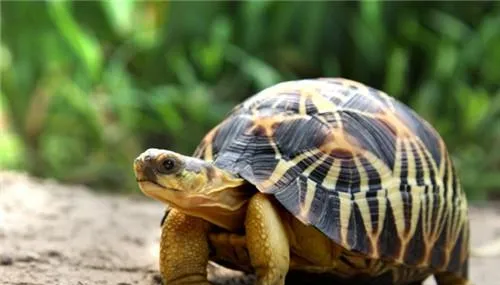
[434,259,471,285]
[434,272,471,285]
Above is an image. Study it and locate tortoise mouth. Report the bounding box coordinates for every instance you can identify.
[136,180,181,192]
[136,179,162,187]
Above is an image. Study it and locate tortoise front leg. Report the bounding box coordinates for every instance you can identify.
[245,193,290,285]
[160,208,212,285]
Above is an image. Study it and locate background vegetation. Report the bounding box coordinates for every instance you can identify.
[1,1,499,199]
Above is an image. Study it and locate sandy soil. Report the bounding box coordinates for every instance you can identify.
[1,171,499,285]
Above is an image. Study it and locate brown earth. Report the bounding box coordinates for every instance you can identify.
[1,171,499,285]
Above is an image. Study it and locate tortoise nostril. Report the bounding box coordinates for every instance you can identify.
[143,165,157,183]
[133,155,157,183]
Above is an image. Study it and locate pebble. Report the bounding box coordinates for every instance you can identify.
[151,273,164,285]
[46,249,62,258]
[17,251,40,262]
[0,254,14,266]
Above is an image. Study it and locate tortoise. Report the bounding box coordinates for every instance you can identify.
[133,78,470,285]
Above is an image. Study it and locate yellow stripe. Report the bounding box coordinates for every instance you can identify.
[299,89,308,115]
[354,155,370,193]
[353,197,371,233]
[414,137,444,249]
[416,139,440,185]
[351,155,375,252]
[334,111,343,128]
[378,91,396,112]
[394,140,423,260]
[319,153,353,248]
[415,142,444,244]
[269,137,282,160]
[296,154,329,223]
[407,186,423,242]
[322,159,342,189]
[339,193,352,247]
[438,139,447,178]
[260,149,321,190]
[204,142,213,161]
[303,153,328,176]
[409,189,423,233]
[389,138,405,251]
[298,180,317,224]
[445,154,454,244]
[361,150,395,190]
[405,140,417,187]
[356,149,402,259]
[358,150,394,257]
[448,173,463,249]
[309,88,338,113]
[271,97,284,109]
[404,141,424,252]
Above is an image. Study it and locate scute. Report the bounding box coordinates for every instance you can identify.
[340,111,397,170]
[194,78,469,276]
[273,117,329,159]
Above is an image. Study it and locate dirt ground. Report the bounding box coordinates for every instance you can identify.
[1,171,499,285]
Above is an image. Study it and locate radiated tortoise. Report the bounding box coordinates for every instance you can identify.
[133,78,470,285]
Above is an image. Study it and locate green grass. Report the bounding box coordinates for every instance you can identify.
[0,95,23,170]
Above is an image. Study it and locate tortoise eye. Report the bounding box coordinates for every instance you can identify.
[161,158,176,173]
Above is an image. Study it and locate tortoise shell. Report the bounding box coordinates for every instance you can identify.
[193,78,469,274]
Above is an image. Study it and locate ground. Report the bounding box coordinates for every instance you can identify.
[1,171,499,285]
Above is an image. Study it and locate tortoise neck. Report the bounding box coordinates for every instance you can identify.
[172,183,255,232]
[166,161,254,231]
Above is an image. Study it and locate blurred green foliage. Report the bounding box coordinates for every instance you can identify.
[1,1,499,198]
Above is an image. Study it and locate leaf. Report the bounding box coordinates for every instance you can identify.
[148,86,184,133]
[131,1,168,48]
[166,47,198,86]
[100,0,135,37]
[270,3,297,45]
[49,81,102,144]
[429,10,471,43]
[226,45,282,90]
[360,0,382,27]
[191,16,232,79]
[384,46,408,98]
[352,0,386,69]
[478,14,500,84]
[322,55,340,77]
[456,85,490,132]
[434,42,457,80]
[0,94,24,169]
[299,2,327,57]
[0,44,12,72]
[413,80,440,122]
[47,1,103,80]
[241,0,271,51]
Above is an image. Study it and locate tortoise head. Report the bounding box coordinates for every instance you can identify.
[133,148,250,231]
